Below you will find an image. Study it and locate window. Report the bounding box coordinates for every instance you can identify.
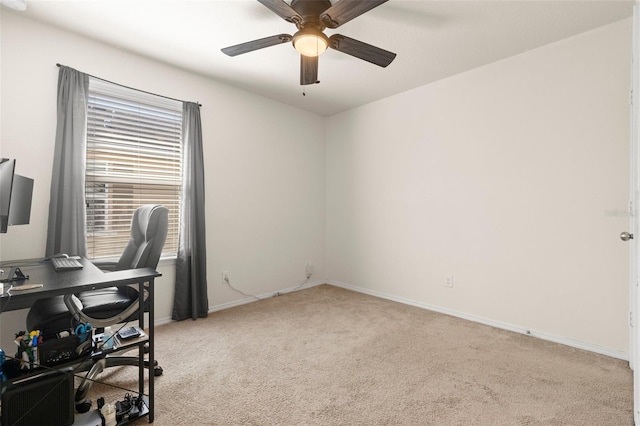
[85,78,182,259]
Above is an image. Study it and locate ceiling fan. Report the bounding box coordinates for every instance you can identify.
[221,0,397,86]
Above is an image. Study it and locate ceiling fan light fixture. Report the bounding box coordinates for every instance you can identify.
[293,29,329,57]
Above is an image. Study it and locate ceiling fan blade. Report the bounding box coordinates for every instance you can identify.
[300,55,318,86]
[221,34,293,57]
[329,34,396,67]
[257,0,302,25]
[320,0,388,29]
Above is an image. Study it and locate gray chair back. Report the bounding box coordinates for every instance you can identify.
[115,204,169,271]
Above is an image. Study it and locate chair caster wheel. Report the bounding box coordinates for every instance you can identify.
[154,366,163,376]
[76,400,92,413]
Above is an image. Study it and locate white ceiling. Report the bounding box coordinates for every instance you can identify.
[9,0,635,116]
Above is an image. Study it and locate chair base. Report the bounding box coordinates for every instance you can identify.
[74,355,162,406]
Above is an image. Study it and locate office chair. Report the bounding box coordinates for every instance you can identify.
[26,204,169,409]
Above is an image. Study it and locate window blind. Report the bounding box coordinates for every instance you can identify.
[86,78,183,260]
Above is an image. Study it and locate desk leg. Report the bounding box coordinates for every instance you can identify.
[148,278,155,423]
[138,280,145,408]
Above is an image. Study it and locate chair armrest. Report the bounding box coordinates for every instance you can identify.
[92,260,118,271]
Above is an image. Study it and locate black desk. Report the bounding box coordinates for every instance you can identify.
[0,258,161,423]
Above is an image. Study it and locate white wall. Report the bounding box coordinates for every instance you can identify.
[326,19,632,355]
[0,9,632,358]
[0,10,326,347]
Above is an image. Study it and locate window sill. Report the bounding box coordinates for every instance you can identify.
[89,255,177,268]
[158,256,177,267]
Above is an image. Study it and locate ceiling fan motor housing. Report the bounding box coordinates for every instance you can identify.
[291,0,332,29]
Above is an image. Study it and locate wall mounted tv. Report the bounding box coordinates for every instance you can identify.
[0,158,34,233]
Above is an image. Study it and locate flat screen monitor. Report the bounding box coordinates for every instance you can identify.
[8,174,33,226]
[0,158,16,233]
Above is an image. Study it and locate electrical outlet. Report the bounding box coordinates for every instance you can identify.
[222,271,230,284]
[445,274,453,288]
[305,261,313,278]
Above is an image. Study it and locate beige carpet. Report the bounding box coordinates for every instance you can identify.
[89,284,633,425]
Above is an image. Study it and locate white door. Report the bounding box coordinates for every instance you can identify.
[631,3,639,424]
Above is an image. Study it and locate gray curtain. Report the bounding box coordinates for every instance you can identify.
[45,66,89,258]
[173,102,208,320]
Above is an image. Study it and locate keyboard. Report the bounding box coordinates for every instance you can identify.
[51,257,84,271]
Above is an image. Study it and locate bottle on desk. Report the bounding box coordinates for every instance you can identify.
[102,327,114,350]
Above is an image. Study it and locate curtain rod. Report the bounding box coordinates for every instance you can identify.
[56,63,202,107]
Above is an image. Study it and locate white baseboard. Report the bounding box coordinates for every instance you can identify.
[327,280,629,361]
[154,280,326,325]
[208,280,325,313]
[154,316,174,327]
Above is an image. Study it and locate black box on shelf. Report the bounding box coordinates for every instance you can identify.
[1,369,74,426]
[37,335,83,367]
